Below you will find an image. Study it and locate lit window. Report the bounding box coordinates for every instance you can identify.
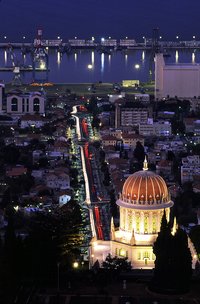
[152,215,157,233]
[144,214,148,233]
[11,97,18,112]
[143,251,150,259]
[119,248,126,257]
[136,214,140,233]
[33,97,40,112]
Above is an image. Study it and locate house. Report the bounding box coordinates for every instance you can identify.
[122,133,144,150]
[20,114,48,129]
[181,155,200,183]
[101,135,117,147]
[6,165,27,177]
[156,160,173,176]
[45,172,70,190]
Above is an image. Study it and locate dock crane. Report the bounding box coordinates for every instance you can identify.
[31,29,49,83]
[149,28,160,82]
[7,45,23,85]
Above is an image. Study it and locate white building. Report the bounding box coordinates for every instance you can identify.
[181,155,200,183]
[90,160,174,269]
[119,107,148,127]
[6,91,45,115]
[155,53,200,100]
[139,120,171,137]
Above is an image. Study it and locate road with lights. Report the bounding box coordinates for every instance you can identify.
[72,105,110,241]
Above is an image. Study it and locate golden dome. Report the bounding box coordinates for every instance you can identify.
[121,159,169,206]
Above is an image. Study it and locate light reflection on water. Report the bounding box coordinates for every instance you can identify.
[4,50,7,65]
[0,48,199,83]
[192,52,195,63]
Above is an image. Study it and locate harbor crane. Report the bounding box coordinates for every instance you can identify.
[7,45,23,85]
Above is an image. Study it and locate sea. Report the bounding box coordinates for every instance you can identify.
[0,48,199,84]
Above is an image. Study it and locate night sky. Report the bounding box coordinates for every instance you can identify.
[0,0,199,42]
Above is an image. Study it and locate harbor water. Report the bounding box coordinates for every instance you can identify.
[0,48,200,84]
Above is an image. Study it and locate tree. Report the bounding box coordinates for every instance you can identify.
[102,254,132,272]
[189,225,200,254]
[151,211,192,293]
[133,141,145,163]
[3,144,20,164]
[92,116,101,129]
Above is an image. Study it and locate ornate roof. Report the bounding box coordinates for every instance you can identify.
[121,158,170,206]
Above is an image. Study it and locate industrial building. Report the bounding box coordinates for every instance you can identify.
[155,53,200,100]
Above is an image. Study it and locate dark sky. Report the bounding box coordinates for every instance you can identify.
[0,0,199,42]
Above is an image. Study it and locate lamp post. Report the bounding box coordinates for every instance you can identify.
[57,262,60,292]
[73,261,79,269]
[87,64,93,85]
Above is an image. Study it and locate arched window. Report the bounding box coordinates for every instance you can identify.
[33,97,40,112]
[136,213,140,233]
[144,214,149,233]
[128,210,132,231]
[11,97,18,112]
[152,214,157,233]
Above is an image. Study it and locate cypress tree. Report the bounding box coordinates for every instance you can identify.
[151,211,192,294]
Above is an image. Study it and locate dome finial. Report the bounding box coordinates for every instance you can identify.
[143,155,148,171]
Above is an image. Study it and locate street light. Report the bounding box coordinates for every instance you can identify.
[57,262,60,292]
[87,64,93,85]
[73,261,79,269]
[134,64,140,69]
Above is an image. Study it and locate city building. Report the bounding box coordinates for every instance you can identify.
[122,80,140,87]
[121,133,144,150]
[155,53,200,99]
[139,120,172,137]
[115,103,148,128]
[90,159,174,269]
[20,114,47,129]
[101,135,117,147]
[181,155,200,183]
[45,172,70,190]
[6,91,45,115]
[134,94,150,102]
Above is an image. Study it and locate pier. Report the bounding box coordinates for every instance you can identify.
[0,67,49,72]
[0,40,200,50]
